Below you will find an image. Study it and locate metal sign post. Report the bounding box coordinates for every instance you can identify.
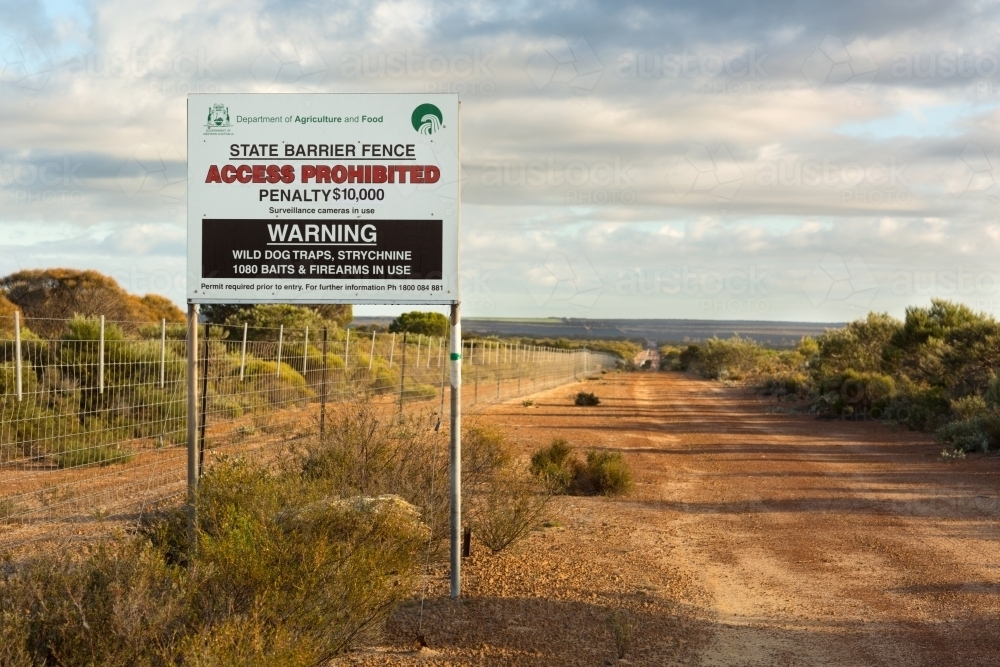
[449,302,462,598]
[186,304,199,547]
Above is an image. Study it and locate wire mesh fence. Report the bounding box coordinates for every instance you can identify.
[0,314,618,550]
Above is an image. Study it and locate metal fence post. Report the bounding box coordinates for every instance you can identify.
[98,314,105,395]
[369,330,376,370]
[239,322,248,381]
[449,303,462,598]
[344,327,351,369]
[199,335,208,476]
[302,326,309,375]
[186,303,199,548]
[14,310,22,401]
[320,328,328,440]
[160,318,166,388]
[276,324,283,376]
[398,332,407,415]
[388,332,395,367]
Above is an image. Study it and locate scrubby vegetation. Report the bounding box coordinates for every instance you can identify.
[529,439,633,496]
[388,311,448,337]
[0,457,427,666]
[574,391,601,406]
[0,269,185,337]
[0,405,547,664]
[584,450,634,496]
[664,300,1000,454]
[513,336,642,362]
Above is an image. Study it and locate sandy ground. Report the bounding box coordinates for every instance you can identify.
[340,371,1000,666]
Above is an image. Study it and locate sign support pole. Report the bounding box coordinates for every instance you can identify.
[449,302,462,598]
[186,303,199,548]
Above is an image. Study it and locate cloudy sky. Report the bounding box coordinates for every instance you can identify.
[3,0,1000,322]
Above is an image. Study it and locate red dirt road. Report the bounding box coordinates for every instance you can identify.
[346,372,1000,666]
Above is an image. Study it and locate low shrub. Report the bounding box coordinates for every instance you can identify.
[472,469,549,554]
[606,609,635,659]
[400,380,437,401]
[757,372,810,398]
[935,410,1000,453]
[1,456,429,666]
[585,450,634,496]
[574,392,600,406]
[55,445,135,469]
[529,438,580,494]
[529,440,634,497]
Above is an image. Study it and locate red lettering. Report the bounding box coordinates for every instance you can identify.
[236,165,252,183]
[221,165,237,183]
[332,165,347,183]
[425,165,440,183]
[411,166,424,183]
[280,165,295,183]
[300,165,317,183]
[205,165,221,183]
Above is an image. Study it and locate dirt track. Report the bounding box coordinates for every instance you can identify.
[344,371,1000,666]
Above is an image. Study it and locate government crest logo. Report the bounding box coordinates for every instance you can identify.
[204,104,234,135]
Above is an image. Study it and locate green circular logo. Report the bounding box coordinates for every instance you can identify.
[411,103,443,135]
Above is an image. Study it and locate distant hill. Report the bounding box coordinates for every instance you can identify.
[350,317,843,348]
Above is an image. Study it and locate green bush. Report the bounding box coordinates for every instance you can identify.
[758,371,810,398]
[529,441,634,497]
[55,445,135,469]
[0,455,429,666]
[401,380,437,401]
[529,438,580,494]
[472,469,549,554]
[574,391,600,406]
[300,401,450,542]
[696,335,775,380]
[936,410,1000,453]
[585,450,634,496]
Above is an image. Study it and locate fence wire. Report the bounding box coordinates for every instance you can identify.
[0,316,618,550]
